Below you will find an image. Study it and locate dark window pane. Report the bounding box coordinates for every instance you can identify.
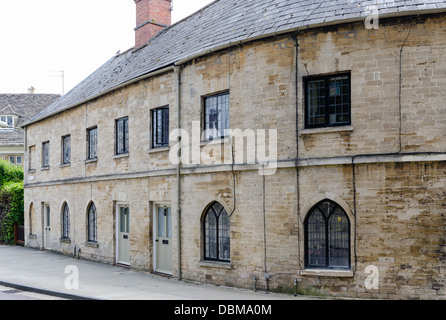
[305,200,350,269]
[328,208,350,268]
[62,136,71,164]
[63,204,70,239]
[307,209,326,267]
[124,118,129,153]
[88,203,97,242]
[205,210,218,260]
[306,74,351,128]
[204,202,230,262]
[219,211,231,261]
[88,128,98,159]
[116,117,129,154]
[307,79,326,127]
[42,142,50,167]
[204,93,230,140]
[152,107,169,148]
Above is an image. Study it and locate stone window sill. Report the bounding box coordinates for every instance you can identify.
[113,153,129,160]
[60,238,71,244]
[28,169,36,173]
[200,137,230,146]
[198,260,232,269]
[300,269,354,278]
[40,166,50,171]
[59,163,71,168]
[29,234,37,240]
[85,158,98,164]
[148,146,170,154]
[85,241,99,248]
[300,125,353,135]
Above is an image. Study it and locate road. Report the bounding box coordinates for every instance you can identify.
[0,285,66,300]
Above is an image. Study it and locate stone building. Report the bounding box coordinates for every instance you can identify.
[22,0,446,299]
[0,91,60,165]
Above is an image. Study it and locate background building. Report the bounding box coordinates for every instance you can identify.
[0,90,60,166]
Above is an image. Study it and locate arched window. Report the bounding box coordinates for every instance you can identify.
[62,203,70,239]
[29,203,34,235]
[203,202,230,262]
[87,202,97,243]
[305,200,350,269]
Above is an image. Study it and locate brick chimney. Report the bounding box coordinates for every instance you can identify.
[134,0,172,49]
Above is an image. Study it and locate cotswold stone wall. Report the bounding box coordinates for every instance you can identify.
[24,13,446,299]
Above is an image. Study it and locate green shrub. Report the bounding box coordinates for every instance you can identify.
[0,159,23,187]
[0,160,24,244]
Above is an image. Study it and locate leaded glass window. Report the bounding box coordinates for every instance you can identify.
[203,202,230,262]
[42,141,50,168]
[87,127,98,160]
[152,107,169,148]
[62,203,70,239]
[87,203,97,243]
[305,73,351,128]
[116,117,129,155]
[62,135,71,165]
[204,92,230,141]
[305,200,350,269]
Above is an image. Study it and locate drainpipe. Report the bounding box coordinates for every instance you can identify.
[174,65,183,281]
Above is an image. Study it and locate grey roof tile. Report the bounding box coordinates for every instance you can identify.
[0,94,60,146]
[24,0,446,126]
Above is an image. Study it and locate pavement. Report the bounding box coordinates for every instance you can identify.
[0,245,323,301]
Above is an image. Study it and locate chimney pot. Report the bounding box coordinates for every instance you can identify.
[28,86,35,94]
[134,0,172,49]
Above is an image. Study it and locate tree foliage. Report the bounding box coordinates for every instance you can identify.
[0,159,24,244]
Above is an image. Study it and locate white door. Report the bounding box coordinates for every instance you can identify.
[43,204,51,250]
[155,206,172,274]
[117,205,130,265]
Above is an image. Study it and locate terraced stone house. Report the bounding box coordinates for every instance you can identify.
[22,0,446,299]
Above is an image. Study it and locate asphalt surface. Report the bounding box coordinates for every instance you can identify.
[0,245,322,301]
[0,284,66,300]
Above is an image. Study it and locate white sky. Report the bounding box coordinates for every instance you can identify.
[0,0,214,95]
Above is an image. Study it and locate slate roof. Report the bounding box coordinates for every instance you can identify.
[0,94,60,147]
[23,0,446,127]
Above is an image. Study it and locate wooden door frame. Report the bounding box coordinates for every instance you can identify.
[152,202,172,274]
[42,202,51,251]
[115,202,130,266]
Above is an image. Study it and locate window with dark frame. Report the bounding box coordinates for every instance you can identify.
[115,117,129,155]
[203,202,230,262]
[151,107,169,148]
[62,135,71,165]
[62,203,70,240]
[204,92,230,141]
[305,200,350,270]
[87,202,97,243]
[87,127,98,160]
[42,141,50,168]
[305,73,351,128]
